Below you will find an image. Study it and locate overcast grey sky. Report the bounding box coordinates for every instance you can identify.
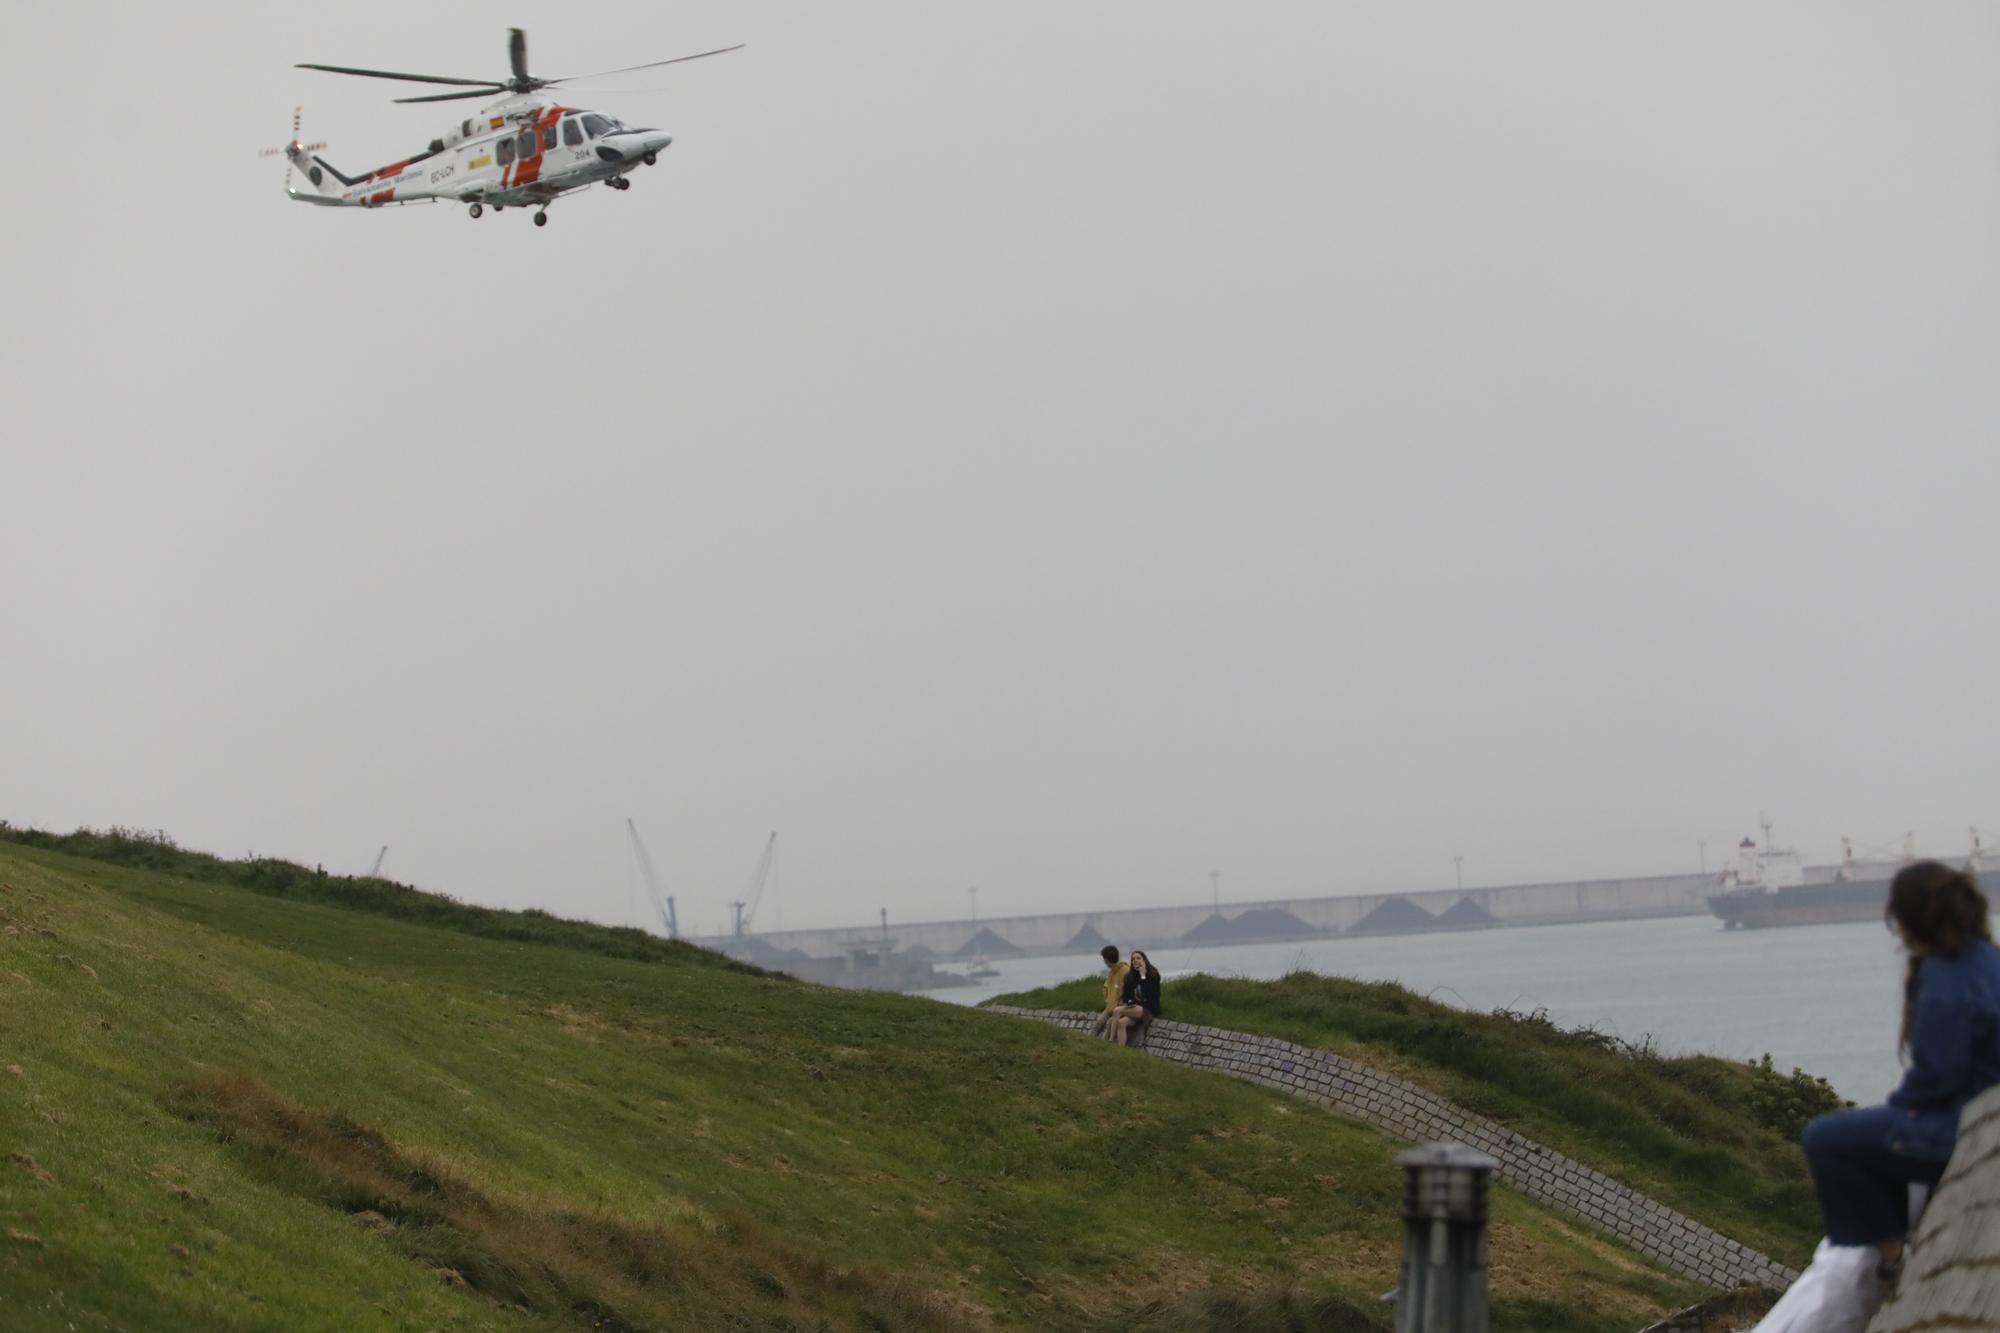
[5,2,1998,936]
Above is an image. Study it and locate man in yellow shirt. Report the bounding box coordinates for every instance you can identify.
[1096,946,1130,1040]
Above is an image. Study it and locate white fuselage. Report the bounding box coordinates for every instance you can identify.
[290,94,672,211]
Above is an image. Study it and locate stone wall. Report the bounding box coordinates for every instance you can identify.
[992,1006,1798,1293]
[1867,1084,2000,1333]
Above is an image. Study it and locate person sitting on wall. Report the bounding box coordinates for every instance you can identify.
[1756,861,2000,1332]
[1093,946,1130,1040]
[1112,949,1162,1047]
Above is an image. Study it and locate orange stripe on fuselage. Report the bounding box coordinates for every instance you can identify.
[510,106,567,190]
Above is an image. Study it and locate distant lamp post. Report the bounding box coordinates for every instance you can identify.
[1453,856,1463,892]
[1393,1142,1496,1333]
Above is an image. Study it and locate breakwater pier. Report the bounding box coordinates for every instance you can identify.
[696,859,1898,969]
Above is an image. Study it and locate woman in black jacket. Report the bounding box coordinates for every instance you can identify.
[1112,950,1163,1046]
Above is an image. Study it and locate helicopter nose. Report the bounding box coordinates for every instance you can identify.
[595,131,672,166]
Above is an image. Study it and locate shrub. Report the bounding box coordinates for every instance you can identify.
[1744,1055,1849,1140]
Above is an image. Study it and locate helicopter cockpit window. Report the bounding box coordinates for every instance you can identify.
[496,137,515,166]
[563,117,583,147]
[516,128,536,159]
[581,113,613,138]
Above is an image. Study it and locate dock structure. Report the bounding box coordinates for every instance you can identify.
[695,860,1902,964]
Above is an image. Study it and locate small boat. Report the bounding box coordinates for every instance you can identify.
[965,955,1000,980]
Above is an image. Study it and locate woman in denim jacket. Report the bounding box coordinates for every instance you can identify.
[1801,860,2000,1277]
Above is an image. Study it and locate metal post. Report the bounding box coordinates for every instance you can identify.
[1394,1142,1495,1333]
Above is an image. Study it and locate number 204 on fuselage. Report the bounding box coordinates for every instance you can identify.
[268,28,740,228]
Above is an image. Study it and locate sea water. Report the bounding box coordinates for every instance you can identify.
[917,914,1908,1102]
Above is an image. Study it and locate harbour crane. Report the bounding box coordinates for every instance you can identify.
[730,832,779,939]
[625,818,677,940]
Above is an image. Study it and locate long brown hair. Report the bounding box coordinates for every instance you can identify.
[1888,861,1992,1051]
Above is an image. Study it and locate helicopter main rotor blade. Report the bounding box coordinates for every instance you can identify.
[549,43,745,84]
[394,87,510,104]
[296,62,506,88]
[510,28,531,85]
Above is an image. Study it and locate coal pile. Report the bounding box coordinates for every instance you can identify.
[956,926,1021,957]
[722,937,808,962]
[1434,898,1498,929]
[1181,907,1318,944]
[1063,923,1114,954]
[1348,897,1437,935]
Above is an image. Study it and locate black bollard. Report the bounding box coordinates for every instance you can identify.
[1394,1142,1496,1333]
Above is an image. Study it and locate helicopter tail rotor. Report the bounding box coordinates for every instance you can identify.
[259,106,328,192]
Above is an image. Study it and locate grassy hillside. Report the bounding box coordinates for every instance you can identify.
[989,971,1839,1269]
[0,835,1705,1332]
[0,823,750,973]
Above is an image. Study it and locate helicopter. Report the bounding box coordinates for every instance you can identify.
[265,28,741,227]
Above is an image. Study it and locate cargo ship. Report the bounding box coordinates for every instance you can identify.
[1708,824,1984,930]
[1707,863,1893,929]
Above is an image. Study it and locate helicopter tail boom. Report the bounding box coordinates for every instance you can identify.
[283,142,363,194]
[310,155,364,187]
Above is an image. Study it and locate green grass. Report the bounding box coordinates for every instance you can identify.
[989,970,1835,1269]
[0,822,755,974]
[0,837,1707,1331]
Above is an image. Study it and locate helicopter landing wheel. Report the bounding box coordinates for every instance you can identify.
[534,209,548,227]
[468,202,483,220]
[642,152,657,167]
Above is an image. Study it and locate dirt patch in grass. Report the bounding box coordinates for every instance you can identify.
[8,1152,57,1186]
[174,1070,982,1333]
[1113,1285,1387,1332]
